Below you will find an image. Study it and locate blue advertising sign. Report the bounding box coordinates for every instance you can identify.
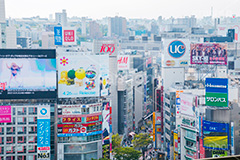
[203,120,228,133]
[37,119,51,147]
[231,122,234,155]
[54,26,62,45]
[205,78,228,93]
[168,40,186,58]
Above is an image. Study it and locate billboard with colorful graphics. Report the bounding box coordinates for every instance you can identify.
[205,78,228,107]
[203,120,229,150]
[180,93,197,117]
[162,39,190,67]
[57,52,109,98]
[117,55,130,70]
[54,27,77,46]
[190,43,227,65]
[0,49,56,99]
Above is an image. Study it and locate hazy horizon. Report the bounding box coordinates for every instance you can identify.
[4,0,240,20]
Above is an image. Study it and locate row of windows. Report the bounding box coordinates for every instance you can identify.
[0,126,37,135]
[1,155,36,160]
[0,145,37,155]
[0,136,37,145]
[58,134,102,143]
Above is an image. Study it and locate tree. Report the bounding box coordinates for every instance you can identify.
[112,133,121,150]
[113,147,141,160]
[132,133,153,160]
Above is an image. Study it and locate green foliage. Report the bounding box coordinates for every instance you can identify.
[102,144,110,159]
[113,147,141,160]
[112,133,121,149]
[132,133,152,149]
[91,158,110,160]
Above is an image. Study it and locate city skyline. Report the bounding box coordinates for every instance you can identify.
[5,0,240,19]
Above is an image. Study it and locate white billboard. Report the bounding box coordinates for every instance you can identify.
[180,93,197,117]
[162,39,190,67]
[57,52,109,98]
[117,55,130,70]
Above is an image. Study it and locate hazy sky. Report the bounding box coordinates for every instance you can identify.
[5,0,240,19]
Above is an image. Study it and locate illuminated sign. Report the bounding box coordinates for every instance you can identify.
[100,44,115,55]
[168,40,186,58]
[86,115,99,122]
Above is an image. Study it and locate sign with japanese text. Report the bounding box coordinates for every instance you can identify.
[37,105,50,160]
[205,78,228,107]
[0,106,11,123]
[54,26,62,45]
[54,27,76,45]
[86,115,99,122]
[62,117,81,123]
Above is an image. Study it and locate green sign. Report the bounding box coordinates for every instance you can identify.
[212,150,227,157]
[205,92,228,107]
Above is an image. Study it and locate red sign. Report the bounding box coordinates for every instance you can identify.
[38,147,50,151]
[64,30,75,42]
[58,122,102,128]
[100,44,115,55]
[62,117,81,123]
[0,82,6,91]
[62,127,86,134]
[86,115,99,122]
[117,56,128,64]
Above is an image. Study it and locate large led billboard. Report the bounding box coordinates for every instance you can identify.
[190,43,227,65]
[203,120,229,150]
[0,49,56,99]
[57,52,109,98]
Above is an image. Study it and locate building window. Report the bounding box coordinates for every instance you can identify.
[28,155,36,160]
[29,117,37,124]
[0,128,3,135]
[6,127,15,134]
[17,127,26,134]
[6,156,15,160]
[28,136,36,143]
[17,156,26,160]
[28,126,37,134]
[17,146,26,153]
[18,136,26,143]
[7,117,15,125]
[17,107,26,115]
[17,117,26,125]
[29,107,37,115]
[6,137,15,144]
[6,146,14,154]
[28,145,36,153]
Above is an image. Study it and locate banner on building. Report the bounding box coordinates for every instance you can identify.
[162,39,190,67]
[54,27,77,45]
[190,43,227,65]
[117,55,130,70]
[0,49,56,99]
[57,52,109,98]
[205,78,228,107]
[180,93,197,117]
[37,105,51,160]
[0,106,11,123]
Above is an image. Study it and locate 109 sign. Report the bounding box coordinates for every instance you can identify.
[168,40,186,58]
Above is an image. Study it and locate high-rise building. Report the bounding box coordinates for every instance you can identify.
[89,21,102,39]
[55,9,67,27]
[108,16,127,37]
[81,17,86,36]
[0,0,6,48]
[6,26,17,48]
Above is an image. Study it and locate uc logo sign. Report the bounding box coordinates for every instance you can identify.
[168,40,186,58]
[40,108,47,115]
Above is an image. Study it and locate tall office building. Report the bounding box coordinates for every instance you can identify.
[108,16,127,37]
[55,9,67,27]
[81,17,87,36]
[0,0,6,48]
[89,21,101,39]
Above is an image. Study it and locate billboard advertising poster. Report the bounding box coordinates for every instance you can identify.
[0,49,56,99]
[102,101,111,145]
[162,39,190,67]
[63,27,77,45]
[231,122,234,155]
[205,78,228,107]
[203,120,229,150]
[117,55,130,70]
[212,150,227,158]
[0,106,11,123]
[180,93,197,117]
[190,43,227,65]
[37,105,50,160]
[93,40,119,56]
[57,52,109,98]
[176,90,183,117]
[54,26,62,45]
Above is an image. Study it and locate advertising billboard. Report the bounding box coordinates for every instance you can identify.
[93,40,119,56]
[203,120,229,150]
[180,93,197,117]
[205,78,228,107]
[212,150,227,157]
[117,55,130,70]
[190,43,227,65]
[176,90,183,127]
[163,39,190,67]
[0,49,56,99]
[0,106,11,123]
[102,101,112,159]
[146,57,152,68]
[174,131,178,153]
[37,105,51,160]
[54,27,77,46]
[54,26,62,45]
[57,52,109,98]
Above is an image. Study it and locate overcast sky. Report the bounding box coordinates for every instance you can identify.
[5,0,240,19]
